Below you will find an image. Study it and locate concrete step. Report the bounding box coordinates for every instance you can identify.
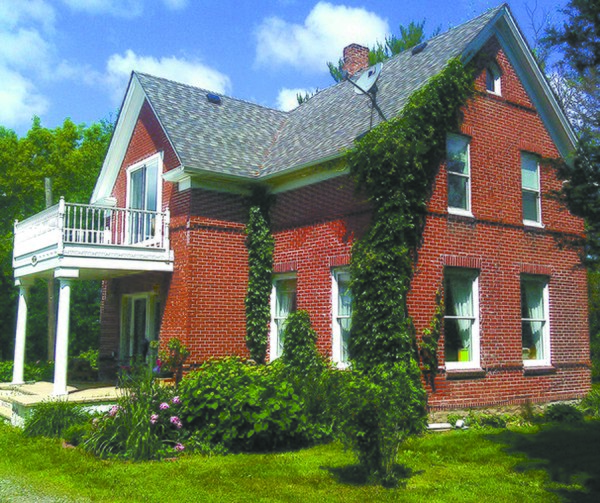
[0,404,12,421]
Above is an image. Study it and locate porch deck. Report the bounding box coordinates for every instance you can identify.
[0,382,121,427]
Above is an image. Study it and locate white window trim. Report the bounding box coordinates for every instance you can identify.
[269,273,297,362]
[485,63,502,96]
[447,134,473,217]
[125,152,164,245]
[522,276,551,368]
[522,153,543,227]
[444,269,481,371]
[332,269,351,369]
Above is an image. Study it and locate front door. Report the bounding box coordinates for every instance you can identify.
[120,294,159,364]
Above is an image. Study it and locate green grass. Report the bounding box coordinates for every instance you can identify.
[0,421,598,502]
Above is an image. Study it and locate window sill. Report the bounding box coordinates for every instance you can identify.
[523,364,556,376]
[523,221,545,229]
[448,208,474,218]
[444,367,486,379]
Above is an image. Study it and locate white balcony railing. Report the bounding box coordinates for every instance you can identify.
[14,197,171,259]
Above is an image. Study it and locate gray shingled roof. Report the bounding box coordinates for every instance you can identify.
[136,4,505,180]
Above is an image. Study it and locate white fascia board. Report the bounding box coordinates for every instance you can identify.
[91,74,146,204]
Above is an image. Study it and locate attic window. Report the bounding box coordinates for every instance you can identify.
[485,63,501,95]
[207,93,222,105]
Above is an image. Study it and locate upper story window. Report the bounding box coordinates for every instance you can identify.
[126,153,162,243]
[270,275,297,360]
[485,63,501,95]
[444,268,480,369]
[332,269,352,368]
[446,133,472,216]
[521,275,550,366]
[521,152,542,226]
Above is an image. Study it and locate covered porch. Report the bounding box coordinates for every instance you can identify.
[12,198,173,396]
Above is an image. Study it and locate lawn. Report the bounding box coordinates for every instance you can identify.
[0,420,598,502]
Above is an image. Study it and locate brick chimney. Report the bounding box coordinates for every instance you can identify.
[342,44,370,77]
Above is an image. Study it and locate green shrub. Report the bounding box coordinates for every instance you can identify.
[158,338,190,385]
[0,360,55,383]
[23,400,89,439]
[544,403,584,423]
[179,358,309,452]
[281,310,325,374]
[466,411,507,429]
[580,385,600,418]
[76,349,99,371]
[332,361,427,486]
[84,369,184,460]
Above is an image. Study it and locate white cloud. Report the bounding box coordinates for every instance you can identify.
[104,50,232,102]
[0,0,56,128]
[60,0,144,18]
[276,88,316,111]
[0,67,48,127]
[255,2,388,73]
[0,0,56,33]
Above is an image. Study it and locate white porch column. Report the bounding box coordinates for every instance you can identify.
[53,269,79,396]
[12,280,30,384]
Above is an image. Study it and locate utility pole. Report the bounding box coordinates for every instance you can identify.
[45,177,56,361]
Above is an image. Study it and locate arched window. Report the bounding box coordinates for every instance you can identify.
[485,63,501,95]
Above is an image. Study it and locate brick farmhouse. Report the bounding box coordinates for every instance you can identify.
[12,4,591,407]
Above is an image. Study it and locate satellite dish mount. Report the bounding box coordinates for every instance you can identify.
[345,63,386,121]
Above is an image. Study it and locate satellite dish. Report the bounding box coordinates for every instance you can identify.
[353,62,382,94]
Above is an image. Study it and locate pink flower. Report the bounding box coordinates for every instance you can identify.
[175,443,185,452]
[150,414,159,424]
[108,405,120,417]
[171,396,181,405]
[159,402,170,410]
[170,416,182,429]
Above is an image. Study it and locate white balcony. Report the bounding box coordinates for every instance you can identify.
[13,198,173,280]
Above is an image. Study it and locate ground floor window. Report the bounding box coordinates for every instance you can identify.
[270,275,297,360]
[332,269,352,368]
[521,275,550,366]
[444,268,480,369]
[120,293,160,364]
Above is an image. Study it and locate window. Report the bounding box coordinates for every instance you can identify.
[521,276,550,366]
[444,268,480,369]
[521,153,541,225]
[270,275,297,360]
[485,63,501,95]
[126,153,162,244]
[332,270,352,368]
[446,134,471,215]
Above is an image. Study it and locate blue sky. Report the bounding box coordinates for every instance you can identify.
[1,0,567,136]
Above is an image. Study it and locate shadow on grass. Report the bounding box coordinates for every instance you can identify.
[489,420,600,502]
[323,463,416,488]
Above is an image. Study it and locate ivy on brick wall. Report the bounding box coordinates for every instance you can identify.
[245,190,274,364]
[347,58,474,372]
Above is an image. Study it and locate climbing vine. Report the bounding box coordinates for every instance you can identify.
[347,58,474,372]
[245,189,274,364]
[419,289,444,390]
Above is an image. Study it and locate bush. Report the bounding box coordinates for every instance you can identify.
[179,358,309,453]
[23,400,89,439]
[580,385,600,418]
[0,360,55,383]
[281,311,325,374]
[544,403,584,423]
[84,369,184,460]
[332,361,427,486]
